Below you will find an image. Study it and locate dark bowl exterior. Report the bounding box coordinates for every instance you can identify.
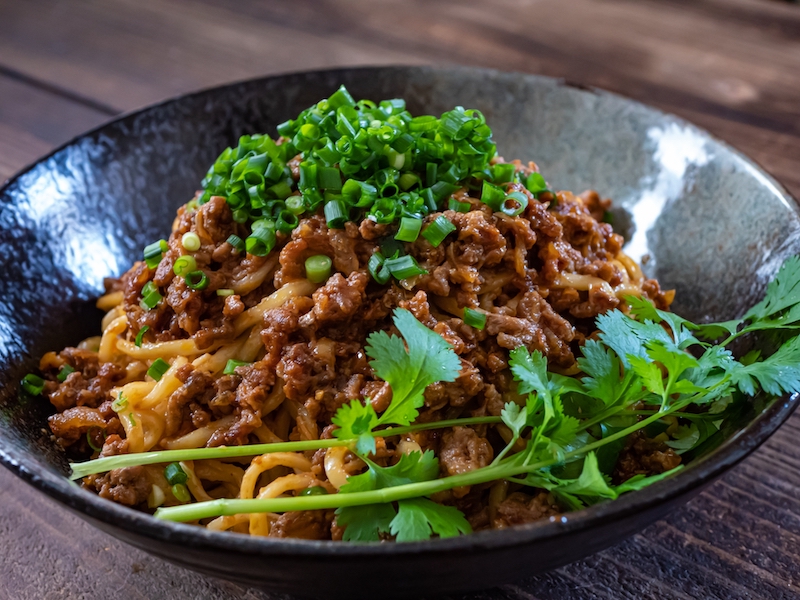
[1,66,798,598]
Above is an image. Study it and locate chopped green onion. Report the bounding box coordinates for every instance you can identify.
[299,486,329,496]
[223,359,251,375]
[86,427,104,452]
[492,163,516,184]
[216,289,235,297]
[318,166,343,191]
[164,462,188,486]
[184,270,209,291]
[57,364,75,382]
[139,281,162,310]
[398,173,420,191]
[171,483,191,503]
[448,198,471,213]
[181,232,201,252]
[368,252,391,284]
[143,240,168,269]
[501,192,529,217]
[21,373,44,396]
[134,325,149,347]
[422,216,456,247]
[285,195,305,215]
[324,200,348,229]
[112,393,128,412]
[173,255,197,276]
[395,217,422,242]
[305,255,332,283]
[384,255,427,280]
[525,172,548,194]
[463,307,487,330]
[227,234,245,252]
[481,181,506,211]
[246,225,276,257]
[147,358,170,381]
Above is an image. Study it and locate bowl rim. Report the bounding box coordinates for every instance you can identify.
[1,64,799,558]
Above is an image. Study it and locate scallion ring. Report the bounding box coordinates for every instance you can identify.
[181,232,201,252]
[395,217,422,243]
[173,255,197,277]
[305,255,332,283]
[184,270,209,291]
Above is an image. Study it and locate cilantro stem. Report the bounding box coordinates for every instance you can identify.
[68,416,503,480]
[154,402,691,523]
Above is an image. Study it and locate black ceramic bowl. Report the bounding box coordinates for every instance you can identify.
[1,66,798,599]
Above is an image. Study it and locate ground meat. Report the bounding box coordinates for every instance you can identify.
[439,427,494,477]
[493,491,561,528]
[613,431,683,483]
[92,466,151,507]
[269,510,332,539]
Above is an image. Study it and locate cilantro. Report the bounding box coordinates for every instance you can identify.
[729,334,800,396]
[390,498,472,542]
[332,308,461,451]
[336,503,395,542]
[336,451,471,542]
[117,256,800,541]
[367,308,461,427]
[331,400,379,456]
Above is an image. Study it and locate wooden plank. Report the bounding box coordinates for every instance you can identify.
[0,73,108,182]
[0,0,797,200]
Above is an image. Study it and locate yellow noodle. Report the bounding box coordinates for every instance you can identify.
[77,336,101,352]
[207,514,251,532]
[232,255,279,295]
[249,473,317,536]
[159,415,237,450]
[323,446,350,490]
[117,336,220,360]
[98,315,127,363]
[139,356,188,411]
[96,291,124,312]
[180,460,214,502]
[252,424,284,444]
[233,280,317,335]
[101,306,124,332]
[240,453,313,500]
[194,460,245,489]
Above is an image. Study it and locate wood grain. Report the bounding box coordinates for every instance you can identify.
[1,0,799,598]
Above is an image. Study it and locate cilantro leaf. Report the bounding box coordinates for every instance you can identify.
[577,339,624,406]
[627,296,700,349]
[390,498,471,542]
[336,452,470,543]
[509,346,554,403]
[612,466,682,494]
[664,423,700,453]
[339,450,440,494]
[557,452,617,499]
[730,334,800,396]
[596,309,675,368]
[366,308,461,427]
[500,401,527,438]
[336,503,396,542]
[744,255,800,323]
[331,400,379,455]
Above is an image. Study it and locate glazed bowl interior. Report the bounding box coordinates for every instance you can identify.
[1,66,799,598]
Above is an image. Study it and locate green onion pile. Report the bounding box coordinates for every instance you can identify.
[192,85,549,276]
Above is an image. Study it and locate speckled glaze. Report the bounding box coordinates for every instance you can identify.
[1,66,798,598]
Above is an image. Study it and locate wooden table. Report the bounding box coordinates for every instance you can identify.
[2,1,800,598]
